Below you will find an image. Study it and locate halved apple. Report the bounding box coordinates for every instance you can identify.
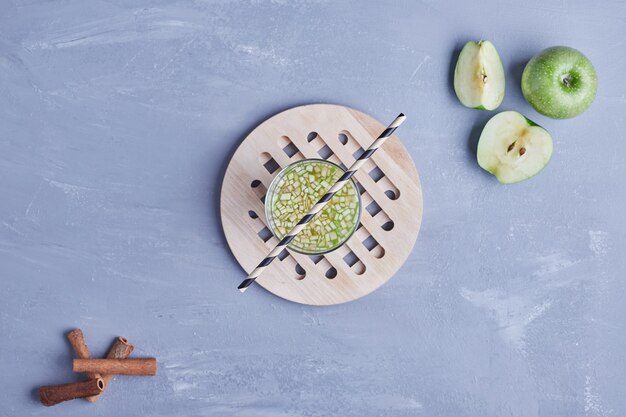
[454,40,505,110]
[477,111,553,184]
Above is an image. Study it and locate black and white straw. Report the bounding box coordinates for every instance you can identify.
[238,113,407,292]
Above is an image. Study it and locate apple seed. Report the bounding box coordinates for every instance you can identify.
[507,141,516,153]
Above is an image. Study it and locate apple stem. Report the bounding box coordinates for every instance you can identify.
[562,75,573,87]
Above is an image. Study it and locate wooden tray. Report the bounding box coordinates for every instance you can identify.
[221,104,423,305]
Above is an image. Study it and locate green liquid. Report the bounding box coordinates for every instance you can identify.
[268,160,360,254]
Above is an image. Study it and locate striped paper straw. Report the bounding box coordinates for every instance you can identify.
[238,113,406,292]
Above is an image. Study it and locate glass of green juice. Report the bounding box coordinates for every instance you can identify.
[265,159,362,255]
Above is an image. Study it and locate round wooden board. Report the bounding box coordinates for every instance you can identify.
[221,104,423,305]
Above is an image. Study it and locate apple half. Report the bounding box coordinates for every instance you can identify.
[454,40,505,110]
[477,111,553,184]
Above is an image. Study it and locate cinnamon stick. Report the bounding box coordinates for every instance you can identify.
[39,378,104,406]
[73,358,157,376]
[66,329,101,381]
[85,336,134,402]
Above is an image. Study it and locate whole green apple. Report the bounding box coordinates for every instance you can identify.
[522,46,597,119]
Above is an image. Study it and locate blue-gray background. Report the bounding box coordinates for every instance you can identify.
[1,0,624,416]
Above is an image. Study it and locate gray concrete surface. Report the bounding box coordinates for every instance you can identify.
[1,0,625,416]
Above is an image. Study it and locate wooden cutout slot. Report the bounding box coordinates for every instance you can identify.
[248,210,258,219]
[317,144,333,159]
[362,159,400,200]
[277,136,304,159]
[352,260,366,275]
[340,130,363,150]
[250,179,267,201]
[258,227,273,242]
[295,263,306,279]
[360,189,395,231]
[259,152,280,174]
[340,130,366,162]
[263,158,280,174]
[362,234,385,259]
[343,250,365,274]
[307,132,328,153]
[307,132,318,142]
[343,251,359,267]
[384,190,398,200]
[355,181,366,195]
[362,235,378,251]
[310,254,334,274]
[381,220,394,231]
[325,267,337,279]
[284,142,299,157]
[379,176,400,200]
[366,203,394,230]
[368,166,385,183]
[309,254,324,264]
[371,245,385,259]
[366,201,382,217]
[278,249,289,261]
[352,146,365,160]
